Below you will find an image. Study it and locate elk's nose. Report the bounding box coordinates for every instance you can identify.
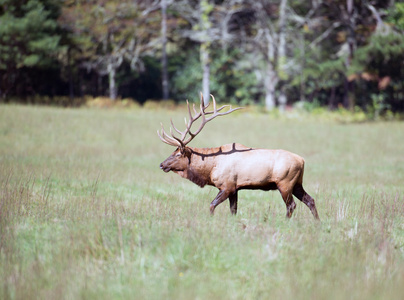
[160,162,170,173]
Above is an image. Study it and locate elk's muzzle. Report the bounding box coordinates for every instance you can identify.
[160,162,171,173]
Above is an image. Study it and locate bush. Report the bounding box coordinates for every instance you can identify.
[18,95,86,107]
[143,99,177,110]
[85,97,140,109]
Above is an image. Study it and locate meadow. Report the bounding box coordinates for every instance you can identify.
[1,104,404,299]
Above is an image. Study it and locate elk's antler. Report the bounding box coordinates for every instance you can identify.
[157,94,243,148]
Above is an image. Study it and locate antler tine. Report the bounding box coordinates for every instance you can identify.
[186,100,194,125]
[184,99,201,137]
[212,93,217,112]
[170,118,183,135]
[199,92,205,110]
[205,94,244,121]
[158,123,183,148]
[157,129,175,147]
[202,95,227,115]
[169,127,186,147]
[199,93,205,119]
[158,125,173,145]
[192,103,198,116]
[199,92,212,111]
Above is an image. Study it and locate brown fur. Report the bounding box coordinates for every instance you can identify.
[186,167,209,187]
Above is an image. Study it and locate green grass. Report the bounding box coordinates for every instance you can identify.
[1,104,404,299]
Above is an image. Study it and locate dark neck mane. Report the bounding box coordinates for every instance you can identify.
[186,166,209,187]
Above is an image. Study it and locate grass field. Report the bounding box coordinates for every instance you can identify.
[1,104,404,299]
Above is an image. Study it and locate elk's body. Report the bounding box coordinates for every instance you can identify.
[158,95,319,219]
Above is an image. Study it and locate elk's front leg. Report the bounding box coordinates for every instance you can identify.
[229,192,238,215]
[210,190,231,215]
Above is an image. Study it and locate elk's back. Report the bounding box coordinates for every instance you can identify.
[211,144,305,190]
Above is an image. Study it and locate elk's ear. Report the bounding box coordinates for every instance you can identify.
[180,146,191,157]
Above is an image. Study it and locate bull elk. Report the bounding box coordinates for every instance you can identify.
[158,94,320,220]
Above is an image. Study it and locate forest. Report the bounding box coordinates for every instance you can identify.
[1,0,404,113]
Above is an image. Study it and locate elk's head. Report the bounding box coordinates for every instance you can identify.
[159,147,192,173]
[158,94,242,173]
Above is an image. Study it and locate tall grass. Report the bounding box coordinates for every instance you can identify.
[1,104,404,299]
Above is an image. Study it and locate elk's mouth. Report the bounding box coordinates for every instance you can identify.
[160,163,171,173]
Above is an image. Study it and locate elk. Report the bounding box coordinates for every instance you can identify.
[158,94,320,220]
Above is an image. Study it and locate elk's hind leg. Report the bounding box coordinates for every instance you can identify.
[292,184,320,220]
[278,187,296,218]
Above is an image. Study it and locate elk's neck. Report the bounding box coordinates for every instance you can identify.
[182,147,217,188]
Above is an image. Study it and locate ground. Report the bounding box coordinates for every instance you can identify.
[1,104,404,299]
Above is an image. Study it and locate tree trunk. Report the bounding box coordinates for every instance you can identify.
[344,0,355,110]
[277,0,288,111]
[67,48,74,100]
[97,73,102,97]
[299,33,306,102]
[265,91,276,110]
[161,0,169,100]
[278,88,287,112]
[200,42,210,106]
[264,67,278,110]
[278,0,287,63]
[108,59,117,100]
[329,85,336,109]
